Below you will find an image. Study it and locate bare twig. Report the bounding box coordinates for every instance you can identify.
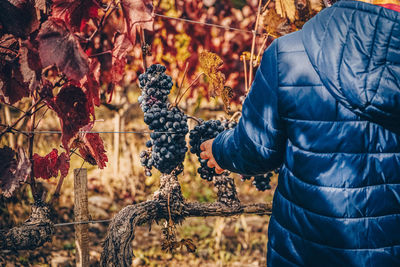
[89,50,112,58]
[262,0,273,12]
[248,0,263,88]
[175,72,204,105]
[140,27,148,71]
[1,102,26,113]
[230,111,242,122]
[174,62,189,106]
[51,151,85,205]
[254,34,269,67]
[34,107,49,129]
[85,1,119,48]
[27,99,38,201]
[187,116,202,124]
[0,123,29,137]
[0,99,43,139]
[242,56,248,93]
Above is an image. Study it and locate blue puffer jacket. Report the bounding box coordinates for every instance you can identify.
[212,1,400,266]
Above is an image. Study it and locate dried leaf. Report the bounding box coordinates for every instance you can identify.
[180,239,197,253]
[199,51,226,97]
[0,0,39,38]
[33,149,70,179]
[240,51,261,65]
[121,0,154,44]
[0,147,31,198]
[222,86,233,113]
[77,133,108,169]
[38,18,89,81]
[45,85,91,152]
[51,0,100,32]
[275,0,297,22]
[72,123,108,169]
[262,6,295,37]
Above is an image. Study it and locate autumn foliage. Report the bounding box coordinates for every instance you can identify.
[0,0,156,198]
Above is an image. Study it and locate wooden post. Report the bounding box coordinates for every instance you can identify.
[74,168,90,267]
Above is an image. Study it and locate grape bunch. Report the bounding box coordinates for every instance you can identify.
[138,64,188,175]
[189,119,237,181]
[241,173,272,191]
[241,168,279,191]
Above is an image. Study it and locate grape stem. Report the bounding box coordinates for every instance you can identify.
[140,27,148,70]
[230,111,242,122]
[27,97,38,202]
[254,34,270,68]
[187,116,202,125]
[241,56,248,93]
[175,72,205,105]
[173,62,190,106]
[248,0,262,89]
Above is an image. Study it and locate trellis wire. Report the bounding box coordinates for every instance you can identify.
[15,130,185,135]
[154,13,263,36]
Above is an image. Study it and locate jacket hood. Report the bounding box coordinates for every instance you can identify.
[302,0,400,132]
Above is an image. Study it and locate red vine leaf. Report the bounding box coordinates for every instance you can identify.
[51,0,100,32]
[110,33,132,84]
[33,149,59,179]
[57,152,70,178]
[78,133,108,169]
[0,58,31,105]
[0,0,39,38]
[33,149,70,180]
[38,18,89,81]
[0,147,31,198]
[81,58,101,115]
[72,123,108,169]
[46,85,91,152]
[19,44,39,92]
[121,0,154,44]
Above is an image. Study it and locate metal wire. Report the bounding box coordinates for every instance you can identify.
[54,219,111,227]
[17,130,186,135]
[154,13,262,35]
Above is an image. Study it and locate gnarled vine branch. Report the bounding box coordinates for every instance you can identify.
[100,173,272,267]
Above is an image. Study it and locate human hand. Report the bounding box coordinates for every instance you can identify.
[199,139,225,174]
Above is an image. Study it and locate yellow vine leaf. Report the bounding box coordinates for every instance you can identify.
[275,0,297,22]
[240,51,261,66]
[199,51,225,97]
[222,86,234,114]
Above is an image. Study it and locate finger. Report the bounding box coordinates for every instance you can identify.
[200,151,209,160]
[215,166,224,174]
[207,159,215,169]
[200,142,206,151]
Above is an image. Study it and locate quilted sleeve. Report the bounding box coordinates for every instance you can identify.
[212,40,286,175]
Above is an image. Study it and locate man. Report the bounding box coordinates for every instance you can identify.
[200,0,400,266]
